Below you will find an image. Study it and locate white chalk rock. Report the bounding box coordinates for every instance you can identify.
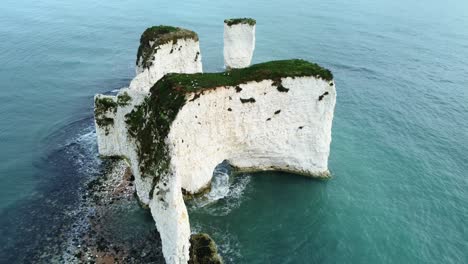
[129,26,203,92]
[224,18,256,69]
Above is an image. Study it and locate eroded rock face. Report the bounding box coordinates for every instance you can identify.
[224,18,256,69]
[94,23,336,264]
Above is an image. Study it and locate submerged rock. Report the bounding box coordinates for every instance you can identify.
[94,19,336,264]
[189,233,222,264]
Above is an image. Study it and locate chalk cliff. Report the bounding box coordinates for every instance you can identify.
[94,22,336,264]
[224,18,256,69]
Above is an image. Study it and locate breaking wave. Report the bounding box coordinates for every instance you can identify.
[188,161,251,216]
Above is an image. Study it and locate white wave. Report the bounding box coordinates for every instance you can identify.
[110,86,129,94]
[188,161,251,216]
[63,125,102,176]
[191,163,232,208]
[207,174,251,216]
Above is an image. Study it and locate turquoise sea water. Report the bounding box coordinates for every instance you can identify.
[1,0,467,263]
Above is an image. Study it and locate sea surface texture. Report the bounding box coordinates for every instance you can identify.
[0,0,467,263]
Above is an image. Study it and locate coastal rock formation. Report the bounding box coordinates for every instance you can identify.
[224,18,256,69]
[129,26,202,92]
[94,22,336,264]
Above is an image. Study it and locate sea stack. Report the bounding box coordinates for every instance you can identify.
[94,21,336,264]
[223,18,256,69]
[129,26,203,92]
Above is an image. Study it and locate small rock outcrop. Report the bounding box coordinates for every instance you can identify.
[94,20,336,264]
[223,18,256,69]
[189,233,222,264]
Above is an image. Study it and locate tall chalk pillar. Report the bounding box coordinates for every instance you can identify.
[223,18,256,69]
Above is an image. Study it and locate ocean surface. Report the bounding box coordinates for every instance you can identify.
[1,0,467,263]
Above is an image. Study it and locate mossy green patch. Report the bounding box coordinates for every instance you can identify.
[95,117,114,128]
[124,88,184,183]
[189,233,222,264]
[136,25,199,69]
[95,97,118,114]
[94,97,118,135]
[117,92,132,106]
[224,18,256,26]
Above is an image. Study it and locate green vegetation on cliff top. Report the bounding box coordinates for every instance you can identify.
[224,18,256,26]
[154,59,333,93]
[136,25,199,68]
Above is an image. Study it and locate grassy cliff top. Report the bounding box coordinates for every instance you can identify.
[136,25,199,68]
[224,18,256,26]
[151,59,333,94]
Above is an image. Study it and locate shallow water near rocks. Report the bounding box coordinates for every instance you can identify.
[1,0,467,263]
